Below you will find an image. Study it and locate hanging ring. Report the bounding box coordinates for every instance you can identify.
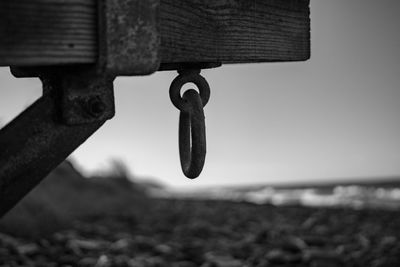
[179,89,206,178]
[169,69,210,112]
[169,69,210,179]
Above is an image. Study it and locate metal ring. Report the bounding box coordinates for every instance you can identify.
[169,70,210,112]
[179,89,206,178]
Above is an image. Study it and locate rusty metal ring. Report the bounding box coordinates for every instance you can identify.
[179,89,206,178]
[169,70,210,112]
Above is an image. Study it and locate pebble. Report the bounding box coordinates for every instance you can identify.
[155,244,173,255]
[0,247,10,256]
[302,216,319,229]
[113,255,131,267]
[310,259,342,267]
[0,233,19,248]
[133,236,156,251]
[357,234,370,249]
[78,257,98,266]
[281,236,308,253]
[301,235,329,247]
[127,258,146,267]
[58,254,78,265]
[172,261,197,267]
[110,238,132,252]
[204,252,243,267]
[303,249,341,262]
[17,243,39,255]
[380,236,397,247]
[68,239,110,251]
[95,255,111,267]
[265,249,302,264]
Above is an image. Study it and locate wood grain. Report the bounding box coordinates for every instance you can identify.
[0,0,310,68]
[160,0,310,64]
[0,0,97,66]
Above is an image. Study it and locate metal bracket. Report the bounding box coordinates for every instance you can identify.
[98,0,160,76]
[0,75,107,217]
[11,67,116,125]
[59,70,115,125]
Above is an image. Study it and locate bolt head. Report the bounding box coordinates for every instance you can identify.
[87,97,106,117]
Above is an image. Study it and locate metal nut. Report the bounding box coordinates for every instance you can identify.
[86,97,106,118]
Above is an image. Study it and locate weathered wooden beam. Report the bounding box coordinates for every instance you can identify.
[0,0,310,68]
[160,0,310,64]
[0,0,97,66]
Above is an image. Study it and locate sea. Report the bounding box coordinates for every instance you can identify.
[157,178,400,210]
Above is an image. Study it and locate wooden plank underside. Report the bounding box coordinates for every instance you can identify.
[160,0,310,64]
[0,0,310,67]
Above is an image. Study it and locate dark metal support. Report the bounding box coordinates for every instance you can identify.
[0,72,113,217]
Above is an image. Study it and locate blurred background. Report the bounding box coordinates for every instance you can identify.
[1,1,400,266]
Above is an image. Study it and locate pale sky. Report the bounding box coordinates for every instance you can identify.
[1,0,400,187]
